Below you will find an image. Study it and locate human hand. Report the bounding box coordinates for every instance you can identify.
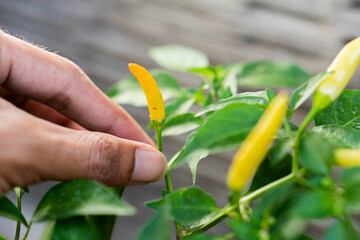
[0,30,167,196]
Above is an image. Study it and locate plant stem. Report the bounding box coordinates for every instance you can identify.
[15,193,22,240]
[22,221,32,240]
[184,204,236,238]
[284,119,294,139]
[239,173,295,205]
[154,124,182,237]
[292,108,317,174]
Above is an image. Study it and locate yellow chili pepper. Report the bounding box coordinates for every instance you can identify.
[227,93,288,191]
[128,63,165,122]
[334,148,360,167]
[313,36,360,111]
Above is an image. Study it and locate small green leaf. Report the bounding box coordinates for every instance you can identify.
[291,190,335,219]
[299,132,333,175]
[165,97,195,119]
[314,90,360,129]
[164,187,218,225]
[33,179,136,222]
[107,70,180,106]
[87,215,117,240]
[340,167,360,212]
[169,104,263,170]
[149,45,209,71]
[238,61,310,88]
[229,219,260,240]
[0,196,27,226]
[185,234,218,240]
[222,66,238,95]
[189,67,215,82]
[289,72,331,111]
[51,217,101,240]
[324,219,359,240]
[219,87,233,99]
[0,234,7,240]
[311,125,360,149]
[162,113,203,136]
[137,205,172,240]
[265,88,276,102]
[196,91,268,116]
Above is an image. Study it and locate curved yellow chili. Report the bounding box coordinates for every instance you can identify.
[128,63,165,121]
[334,148,360,167]
[313,36,360,111]
[227,93,288,191]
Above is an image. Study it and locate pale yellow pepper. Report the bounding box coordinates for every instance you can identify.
[128,63,165,121]
[313,37,360,111]
[227,93,288,191]
[334,148,360,167]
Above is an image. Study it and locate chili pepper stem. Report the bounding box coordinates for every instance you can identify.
[15,192,22,240]
[292,108,317,175]
[154,124,182,237]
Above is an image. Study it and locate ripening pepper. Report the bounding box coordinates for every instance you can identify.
[128,63,165,122]
[227,93,288,191]
[334,148,360,167]
[313,36,360,111]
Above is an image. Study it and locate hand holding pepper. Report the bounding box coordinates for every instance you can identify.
[0,30,167,196]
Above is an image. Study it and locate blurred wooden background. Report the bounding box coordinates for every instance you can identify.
[0,0,360,239]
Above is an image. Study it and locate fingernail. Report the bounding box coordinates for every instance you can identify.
[132,149,167,183]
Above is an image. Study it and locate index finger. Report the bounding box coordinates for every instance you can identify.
[0,30,154,146]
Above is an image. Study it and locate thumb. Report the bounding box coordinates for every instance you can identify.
[36,129,168,186]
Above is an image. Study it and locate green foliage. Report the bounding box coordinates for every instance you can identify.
[0,196,27,226]
[162,113,203,136]
[51,217,101,240]
[33,179,136,222]
[289,71,332,111]
[314,89,360,129]
[237,61,310,88]
[149,45,209,71]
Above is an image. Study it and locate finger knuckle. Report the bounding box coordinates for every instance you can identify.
[87,134,121,184]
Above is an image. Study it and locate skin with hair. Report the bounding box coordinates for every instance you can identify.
[0,30,167,196]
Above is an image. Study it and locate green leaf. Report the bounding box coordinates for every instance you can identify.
[33,179,136,222]
[145,187,218,225]
[189,67,215,82]
[162,113,203,136]
[51,217,101,240]
[238,61,310,88]
[137,205,172,240]
[299,132,334,175]
[165,97,195,119]
[164,187,218,225]
[289,72,331,111]
[311,125,360,149]
[229,219,260,240]
[169,103,263,170]
[107,70,180,106]
[185,234,217,240]
[222,66,238,95]
[266,88,276,102]
[314,90,360,129]
[0,234,7,240]
[149,45,209,71]
[196,91,268,116]
[291,190,335,219]
[0,196,27,226]
[340,167,360,212]
[87,215,116,240]
[324,219,359,240]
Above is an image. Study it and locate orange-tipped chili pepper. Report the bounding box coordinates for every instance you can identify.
[313,37,360,111]
[227,93,288,192]
[128,63,165,122]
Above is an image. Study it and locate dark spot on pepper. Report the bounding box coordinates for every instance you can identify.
[153,107,157,110]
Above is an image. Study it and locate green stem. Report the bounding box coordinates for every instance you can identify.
[292,108,317,174]
[154,124,182,237]
[239,173,295,205]
[15,193,22,240]
[184,204,236,238]
[22,221,32,240]
[284,119,294,139]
